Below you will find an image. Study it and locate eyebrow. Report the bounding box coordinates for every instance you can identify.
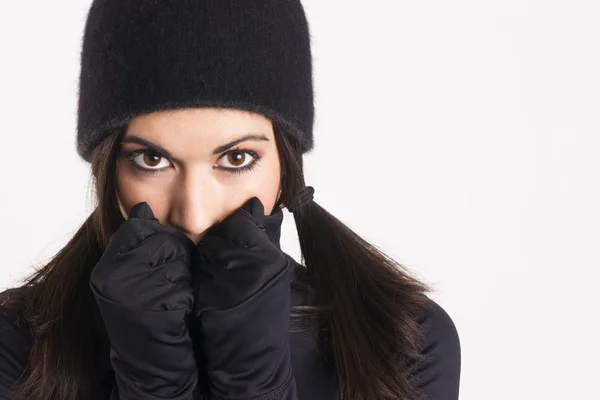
[120,133,270,159]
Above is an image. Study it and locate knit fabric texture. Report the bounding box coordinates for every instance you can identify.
[76,0,315,162]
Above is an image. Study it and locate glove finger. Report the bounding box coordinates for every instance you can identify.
[113,202,195,257]
[143,232,188,267]
[240,196,266,227]
[127,202,197,252]
[119,201,164,253]
[127,201,159,222]
[142,232,194,286]
[99,232,192,310]
[192,233,285,314]
[104,202,160,257]
[90,228,156,298]
[209,200,265,243]
[146,233,194,291]
[196,235,250,270]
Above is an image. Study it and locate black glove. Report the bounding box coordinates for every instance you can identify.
[189,197,298,400]
[89,201,199,400]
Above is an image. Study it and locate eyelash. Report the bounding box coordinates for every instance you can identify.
[125,147,262,176]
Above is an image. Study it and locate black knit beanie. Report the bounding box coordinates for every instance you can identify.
[76,0,315,163]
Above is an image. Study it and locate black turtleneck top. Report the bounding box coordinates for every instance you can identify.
[0,209,461,399]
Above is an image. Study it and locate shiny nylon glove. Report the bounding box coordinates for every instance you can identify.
[189,197,298,400]
[89,202,199,400]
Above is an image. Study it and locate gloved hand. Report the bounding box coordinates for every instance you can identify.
[188,197,298,400]
[89,201,199,400]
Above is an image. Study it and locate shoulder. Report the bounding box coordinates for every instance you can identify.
[0,288,31,395]
[412,299,461,398]
[416,299,461,353]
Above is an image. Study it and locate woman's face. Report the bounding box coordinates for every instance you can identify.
[115,107,281,245]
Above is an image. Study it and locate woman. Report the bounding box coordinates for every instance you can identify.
[0,1,460,399]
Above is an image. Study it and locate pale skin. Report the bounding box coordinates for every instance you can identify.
[116,107,282,245]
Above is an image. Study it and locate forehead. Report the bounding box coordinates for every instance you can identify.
[125,108,274,139]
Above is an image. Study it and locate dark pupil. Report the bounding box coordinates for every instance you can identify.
[228,151,245,166]
[144,152,161,167]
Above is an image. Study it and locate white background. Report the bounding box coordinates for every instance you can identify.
[1,1,599,399]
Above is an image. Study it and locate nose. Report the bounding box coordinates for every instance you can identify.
[166,173,223,245]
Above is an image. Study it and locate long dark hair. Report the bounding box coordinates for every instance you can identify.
[1,121,433,400]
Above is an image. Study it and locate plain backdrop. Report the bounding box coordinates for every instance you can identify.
[1,1,599,399]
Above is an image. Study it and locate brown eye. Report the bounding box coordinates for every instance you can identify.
[127,150,171,172]
[143,152,162,167]
[227,151,246,167]
[218,150,255,169]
